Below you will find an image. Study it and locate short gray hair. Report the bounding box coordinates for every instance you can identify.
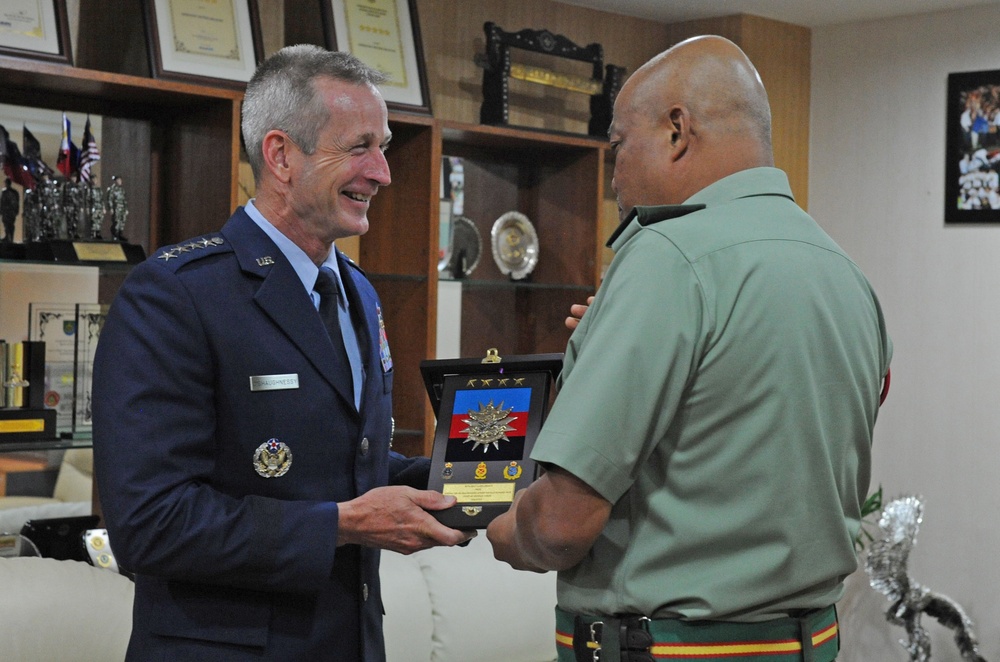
[241,44,387,181]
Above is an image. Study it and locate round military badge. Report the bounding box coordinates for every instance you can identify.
[503,461,522,480]
[254,438,293,478]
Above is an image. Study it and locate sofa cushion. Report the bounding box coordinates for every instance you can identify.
[416,534,557,662]
[0,500,92,534]
[381,546,436,661]
[0,558,133,661]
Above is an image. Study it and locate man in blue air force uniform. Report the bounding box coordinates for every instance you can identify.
[93,45,472,661]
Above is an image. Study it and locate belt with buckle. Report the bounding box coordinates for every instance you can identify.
[555,605,839,662]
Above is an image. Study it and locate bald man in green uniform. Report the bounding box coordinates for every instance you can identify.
[487,36,891,662]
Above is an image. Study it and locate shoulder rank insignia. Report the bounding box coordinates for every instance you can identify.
[254,438,292,478]
[157,236,224,261]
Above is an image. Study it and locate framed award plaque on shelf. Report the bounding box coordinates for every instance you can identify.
[420,351,562,529]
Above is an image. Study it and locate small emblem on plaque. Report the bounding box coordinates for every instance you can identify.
[254,438,293,478]
[442,462,454,479]
[462,506,483,517]
[503,461,522,480]
[474,461,488,480]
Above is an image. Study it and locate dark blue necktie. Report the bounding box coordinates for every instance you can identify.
[315,266,363,408]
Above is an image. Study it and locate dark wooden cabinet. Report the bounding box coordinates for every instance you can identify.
[369,119,607,456]
[0,61,609,458]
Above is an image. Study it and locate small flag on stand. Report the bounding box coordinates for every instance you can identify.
[23,125,54,180]
[57,113,73,177]
[79,116,100,183]
[0,124,35,189]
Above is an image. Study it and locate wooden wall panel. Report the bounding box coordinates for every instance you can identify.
[265,3,811,206]
[415,0,672,133]
[740,16,811,210]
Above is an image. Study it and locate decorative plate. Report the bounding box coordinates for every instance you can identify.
[490,211,539,280]
[446,216,482,277]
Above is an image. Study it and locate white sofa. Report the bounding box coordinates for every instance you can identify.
[0,449,94,535]
[0,533,558,662]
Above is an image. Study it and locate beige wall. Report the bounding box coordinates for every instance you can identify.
[810,5,1000,660]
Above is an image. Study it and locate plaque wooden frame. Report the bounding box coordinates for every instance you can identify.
[479,22,625,138]
[421,352,562,529]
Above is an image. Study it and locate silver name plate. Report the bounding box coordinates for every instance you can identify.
[249,374,300,392]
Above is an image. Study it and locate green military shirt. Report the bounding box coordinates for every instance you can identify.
[531,167,892,621]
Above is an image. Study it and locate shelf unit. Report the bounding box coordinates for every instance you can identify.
[368,119,607,456]
[0,60,609,459]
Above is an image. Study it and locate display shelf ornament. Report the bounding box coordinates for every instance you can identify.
[864,496,987,662]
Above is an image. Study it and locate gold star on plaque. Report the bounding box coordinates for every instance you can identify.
[514,378,525,386]
[467,379,478,387]
[498,378,509,386]
[461,400,517,452]
[481,378,493,386]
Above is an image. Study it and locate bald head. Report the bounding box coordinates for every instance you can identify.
[609,36,774,214]
[633,36,771,147]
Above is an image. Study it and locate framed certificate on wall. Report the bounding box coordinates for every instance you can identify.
[0,0,72,65]
[321,0,431,114]
[143,0,263,88]
[421,352,562,529]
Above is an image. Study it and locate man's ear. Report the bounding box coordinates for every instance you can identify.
[667,106,690,159]
[262,130,293,183]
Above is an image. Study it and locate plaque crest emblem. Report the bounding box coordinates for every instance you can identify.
[461,400,517,452]
[254,438,293,478]
[474,461,488,480]
[503,461,522,480]
[442,462,454,479]
[462,506,483,517]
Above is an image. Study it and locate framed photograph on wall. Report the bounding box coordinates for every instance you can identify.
[142,0,263,89]
[945,69,1000,223]
[0,0,72,65]
[320,0,432,114]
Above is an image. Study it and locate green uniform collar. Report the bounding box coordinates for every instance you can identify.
[607,167,795,251]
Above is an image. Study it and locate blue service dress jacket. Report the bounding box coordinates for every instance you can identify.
[92,208,429,661]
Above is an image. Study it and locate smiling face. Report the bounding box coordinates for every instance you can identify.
[286,77,392,243]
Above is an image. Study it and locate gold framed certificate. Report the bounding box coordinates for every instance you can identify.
[0,0,72,65]
[421,352,562,529]
[321,0,431,114]
[142,0,263,88]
